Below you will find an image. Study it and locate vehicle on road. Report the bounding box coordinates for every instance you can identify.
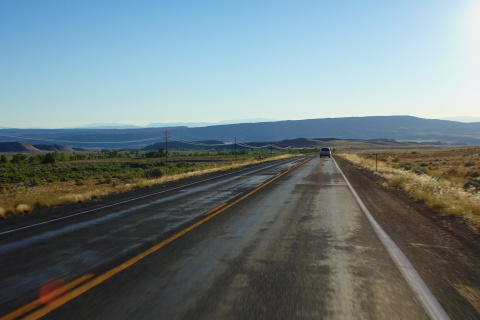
[320,147,331,158]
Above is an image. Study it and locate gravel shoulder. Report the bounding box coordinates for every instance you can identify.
[335,156,480,319]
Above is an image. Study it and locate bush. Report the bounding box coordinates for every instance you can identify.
[464,179,480,194]
[11,153,27,164]
[42,153,56,164]
[411,167,427,175]
[465,161,475,167]
[390,177,407,189]
[1,155,8,164]
[144,168,164,179]
[397,162,412,170]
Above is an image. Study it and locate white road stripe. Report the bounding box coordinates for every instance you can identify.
[333,157,450,320]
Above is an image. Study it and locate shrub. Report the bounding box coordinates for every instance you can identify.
[447,168,458,176]
[11,153,27,164]
[464,179,480,194]
[411,167,427,175]
[398,162,412,170]
[1,155,8,164]
[42,153,56,164]
[465,161,475,167]
[390,177,407,189]
[144,167,164,179]
[467,170,480,178]
[103,174,112,183]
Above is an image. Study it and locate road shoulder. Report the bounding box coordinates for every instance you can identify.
[335,155,480,319]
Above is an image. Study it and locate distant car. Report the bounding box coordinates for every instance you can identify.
[320,147,331,158]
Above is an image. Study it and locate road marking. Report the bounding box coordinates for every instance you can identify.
[0,274,94,320]
[4,157,312,320]
[204,203,228,215]
[333,157,450,320]
[0,157,303,236]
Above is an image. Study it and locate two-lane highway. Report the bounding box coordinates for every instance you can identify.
[0,155,462,319]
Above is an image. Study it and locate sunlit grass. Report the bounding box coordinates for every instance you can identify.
[339,153,480,225]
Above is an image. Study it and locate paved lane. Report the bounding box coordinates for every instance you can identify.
[32,157,433,319]
[0,157,308,316]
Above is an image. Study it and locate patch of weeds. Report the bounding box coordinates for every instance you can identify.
[397,162,412,170]
[465,161,476,167]
[98,174,112,184]
[447,168,458,176]
[381,182,393,190]
[16,204,32,215]
[411,167,427,175]
[389,177,407,189]
[466,170,479,178]
[428,200,447,213]
[75,179,85,186]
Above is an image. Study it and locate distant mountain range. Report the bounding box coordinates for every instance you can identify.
[1,116,479,149]
[67,118,275,129]
[438,117,480,123]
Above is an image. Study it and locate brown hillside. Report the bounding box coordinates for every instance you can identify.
[33,144,75,152]
[0,142,40,153]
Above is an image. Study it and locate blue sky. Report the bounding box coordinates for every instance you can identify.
[1,0,479,128]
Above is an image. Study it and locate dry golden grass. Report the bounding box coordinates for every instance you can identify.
[339,151,480,227]
[0,155,296,218]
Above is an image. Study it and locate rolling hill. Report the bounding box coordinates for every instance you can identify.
[0,116,479,148]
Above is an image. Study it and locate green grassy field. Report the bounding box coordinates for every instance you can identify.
[0,148,315,217]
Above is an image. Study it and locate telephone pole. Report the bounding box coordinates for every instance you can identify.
[235,137,237,161]
[163,129,170,165]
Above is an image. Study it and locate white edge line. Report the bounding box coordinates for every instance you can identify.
[0,157,306,236]
[332,157,450,320]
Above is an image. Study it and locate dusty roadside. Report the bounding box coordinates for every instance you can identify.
[335,156,480,319]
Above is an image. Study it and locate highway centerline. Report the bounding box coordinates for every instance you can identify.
[1,157,311,320]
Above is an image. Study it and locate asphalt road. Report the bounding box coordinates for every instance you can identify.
[1,156,478,319]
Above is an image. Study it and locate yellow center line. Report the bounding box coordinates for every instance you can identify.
[9,157,312,320]
[0,274,94,320]
[204,203,228,215]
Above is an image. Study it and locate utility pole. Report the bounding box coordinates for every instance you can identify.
[163,129,170,165]
[270,143,273,157]
[235,137,237,161]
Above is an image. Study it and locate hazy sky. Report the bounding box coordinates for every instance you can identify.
[1,1,479,128]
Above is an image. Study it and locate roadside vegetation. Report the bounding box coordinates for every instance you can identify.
[338,147,480,225]
[0,147,318,218]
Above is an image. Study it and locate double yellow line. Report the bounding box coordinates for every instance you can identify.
[1,157,311,320]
